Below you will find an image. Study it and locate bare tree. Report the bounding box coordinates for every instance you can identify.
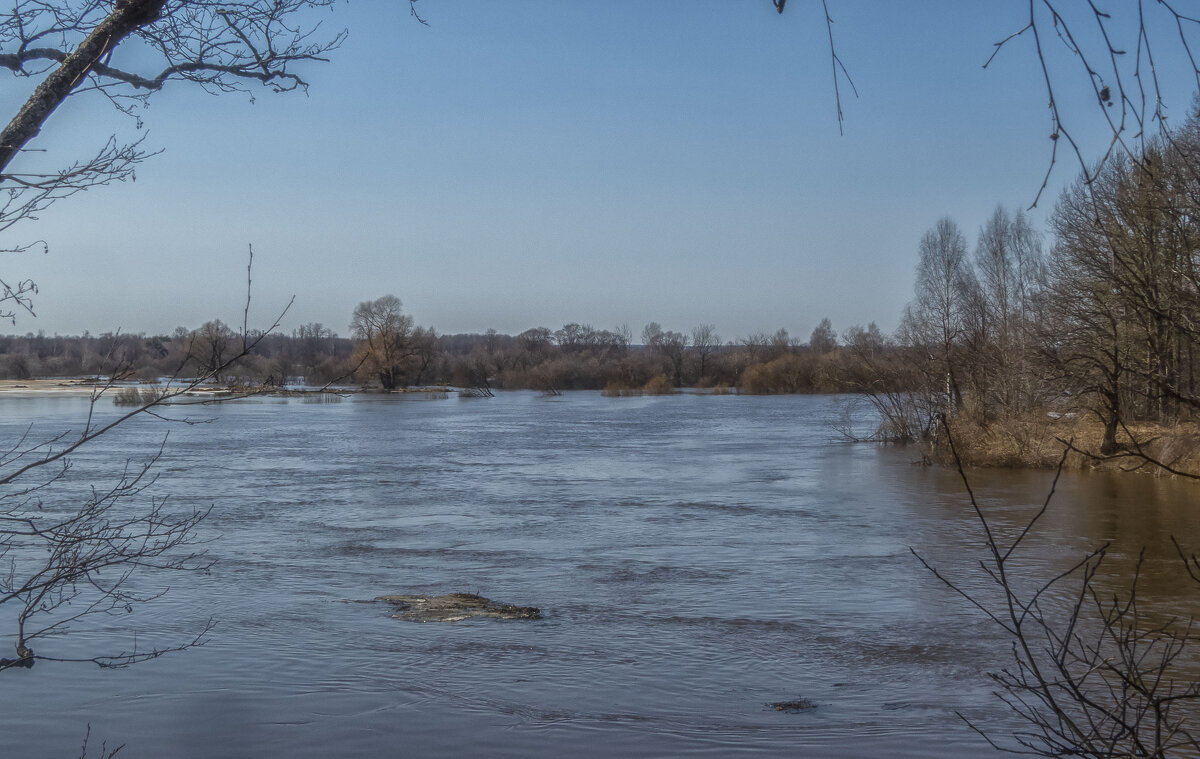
[407,325,440,387]
[902,217,976,414]
[182,319,236,382]
[642,322,689,387]
[835,322,939,444]
[973,206,1045,416]
[292,322,338,377]
[690,323,720,382]
[1042,162,1132,455]
[0,433,212,670]
[808,317,837,355]
[1040,111,1200,458]
[350,295,416,391]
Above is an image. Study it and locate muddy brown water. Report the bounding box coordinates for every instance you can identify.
[0,392,1196,757]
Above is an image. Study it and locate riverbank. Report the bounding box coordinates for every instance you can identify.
[0,378,107,397]
[0,378,345,400]
[941,412,1200,478]
[0,378,458,401]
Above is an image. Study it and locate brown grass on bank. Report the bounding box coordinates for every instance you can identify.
[939,411,1200,477]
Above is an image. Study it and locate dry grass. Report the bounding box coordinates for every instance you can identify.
[942,411,1200,478]
[643,375,675,395]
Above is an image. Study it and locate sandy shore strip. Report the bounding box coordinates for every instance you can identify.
[0,379,235,398]
[0,379,363,400]
[0,378,115,397]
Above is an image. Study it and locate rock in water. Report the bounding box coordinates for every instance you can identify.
[768,698,817,712]
[375,593,542,622]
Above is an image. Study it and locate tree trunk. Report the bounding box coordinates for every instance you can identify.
[1101,411,1120,456]
[0,0,166,173]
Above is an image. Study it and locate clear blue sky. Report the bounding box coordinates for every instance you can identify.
[5,1,1197,341]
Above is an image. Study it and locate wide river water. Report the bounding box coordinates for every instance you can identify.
[0,391,1197,757]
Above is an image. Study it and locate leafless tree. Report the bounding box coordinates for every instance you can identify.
[291,321,338,377]
[1042,161,1133,454]
[350,295,417,391]
[181,319,236,382]
[0,431,212,670]
[689,323,720,382]
[902,217,976,414]
[973,206,1045,417]
[642,322,689,388]
[407,325,440,387]
[452,347,496,397]
[836,323,938,444]
[1039,108,1200,458]
[808,317,837,355]
[739,331,777,365]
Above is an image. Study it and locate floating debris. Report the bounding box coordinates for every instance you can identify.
[374,593,542,623]
[768,698,817,712]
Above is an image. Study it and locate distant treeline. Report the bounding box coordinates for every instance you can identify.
[21,108,1200,440]
[0,316,913,396]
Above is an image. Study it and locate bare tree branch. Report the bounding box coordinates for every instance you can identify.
[916,420,1200,755]
[0,251,291,669]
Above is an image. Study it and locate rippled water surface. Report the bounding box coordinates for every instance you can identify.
[0,392,1197,757]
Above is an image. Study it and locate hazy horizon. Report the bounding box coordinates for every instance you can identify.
[5,2,1197,341]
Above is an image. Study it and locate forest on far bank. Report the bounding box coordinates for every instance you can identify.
[0,311,888,397]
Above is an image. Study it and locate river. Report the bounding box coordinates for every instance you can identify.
[0,391,1196,757]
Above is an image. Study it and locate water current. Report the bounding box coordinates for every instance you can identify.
[0,391,1197,757]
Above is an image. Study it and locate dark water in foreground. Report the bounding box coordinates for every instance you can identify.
[0,392,1197,758]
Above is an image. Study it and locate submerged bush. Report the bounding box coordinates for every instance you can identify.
[112,386,164,406]
[601,381,642,397]
[601,375,676,397]
[643,375,675,395]
[300,392,345,403]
